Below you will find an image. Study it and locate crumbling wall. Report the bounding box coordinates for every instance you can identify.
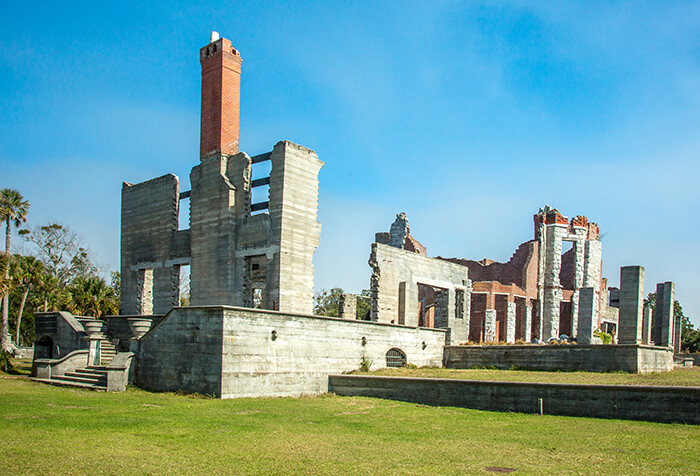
[440,240,538,297]
[121,174,181,315]
[269,141,323,315]
[369,242,470,343]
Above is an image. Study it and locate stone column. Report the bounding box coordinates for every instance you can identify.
[618,266,644,345]
[654,281,674,348]
[505,301,516,343]
[524,302,532,342]
[484,310,497,342]
[338,294,357,320]
[673,316,682,353]
[576,287,596,344]
[642,305,653,344]
[541,224,566,341]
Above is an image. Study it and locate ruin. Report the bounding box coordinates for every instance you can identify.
[121,36,322,316]
[30,33,685,397]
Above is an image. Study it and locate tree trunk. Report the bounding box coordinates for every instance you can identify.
[15,286,29,346]
[1,218,11,351]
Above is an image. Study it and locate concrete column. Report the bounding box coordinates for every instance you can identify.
[484,310,497,342]
[338,294,356,320]
[524,303,532,342]
[576,287,596,344]
[505,302,516,343]
[654,281,674,348]
[618,266,644,345]
[673,316,682,353]
[541,224,566,340]
[642,305,653,344]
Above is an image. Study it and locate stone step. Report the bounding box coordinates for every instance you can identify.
[31,377,106,391]
[73,368,108,378]
[61,372,107,385]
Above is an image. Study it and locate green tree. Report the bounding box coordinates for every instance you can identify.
[10,255,45,346]
[314,288,344,317]
[20,223,98,286]
[68,275,119,318]
[0,189,30,350]
[356,289,371,320]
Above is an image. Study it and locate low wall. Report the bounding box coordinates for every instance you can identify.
[135,306,446,398]
[329,375,700,424]
[444,344,674,373]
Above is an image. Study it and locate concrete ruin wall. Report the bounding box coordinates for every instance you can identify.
[135,306,446,398]
[121,37,322,316]
[369,242,471,344]
[121,174,185,315]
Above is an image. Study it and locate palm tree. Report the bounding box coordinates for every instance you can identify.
[0,189,30,350]
[68,276,119,318]
[11,255,45,346]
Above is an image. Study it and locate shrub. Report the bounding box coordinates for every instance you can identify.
[0,350,13,373]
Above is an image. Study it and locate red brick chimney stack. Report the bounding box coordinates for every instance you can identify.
[199,33,242,160]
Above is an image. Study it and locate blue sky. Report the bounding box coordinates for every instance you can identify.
[1,1,699,325]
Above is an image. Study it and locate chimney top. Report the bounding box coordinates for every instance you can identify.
[210,31,220,43]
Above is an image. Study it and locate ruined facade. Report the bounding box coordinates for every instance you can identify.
[369,214,471,344]
[369,208,619,344]
[121,36,322,316]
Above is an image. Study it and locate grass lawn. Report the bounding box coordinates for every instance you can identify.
[1,369,698,475]
[358,366,700,387]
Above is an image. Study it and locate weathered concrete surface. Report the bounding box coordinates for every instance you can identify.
[654,281,675,348]
[121,174,181,315]
[618,266,644,345]
[329,375,700,424]
[369,242,470,343]
[444,344,673,373]
[576,287,597,344]
[135,306,446,398]
[33,312,88,359]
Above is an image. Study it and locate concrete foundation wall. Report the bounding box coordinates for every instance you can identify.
[329,375,700,424]
[135,306,445,398]
[444,344,673,373]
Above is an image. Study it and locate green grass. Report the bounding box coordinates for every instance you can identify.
[358,366,700,387]
[1,374,699,475]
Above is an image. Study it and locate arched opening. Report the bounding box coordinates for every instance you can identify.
[385,348,407,368]
[35,336,54,359]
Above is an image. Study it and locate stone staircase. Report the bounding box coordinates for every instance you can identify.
[32,337,117,391]
[33,367,108,390]
[100,339,117,365]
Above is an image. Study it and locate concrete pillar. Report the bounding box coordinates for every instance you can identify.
[576,287,596,344]
[642,305,653,344]
[397,282,407,325]
[87,338,101,367]
[541,224,566,341]
[484,310,497,342]
[618,266,644,345]
[338,294,356,320]
[524,302,532,342]
[505,302,516,343]
[674,316,682,353]
[654,281,674,348]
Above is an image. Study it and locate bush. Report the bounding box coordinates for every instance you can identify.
[0,350,13,373]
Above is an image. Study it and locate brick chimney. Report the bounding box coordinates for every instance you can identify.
[199,34,242,160]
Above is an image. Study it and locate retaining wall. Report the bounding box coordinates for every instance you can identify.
[329,374,700,424]
[135,306,446,398]
[444,344,673,373]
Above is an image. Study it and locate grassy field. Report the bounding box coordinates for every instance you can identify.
[1,370,699,475]
[357,366,700,387]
